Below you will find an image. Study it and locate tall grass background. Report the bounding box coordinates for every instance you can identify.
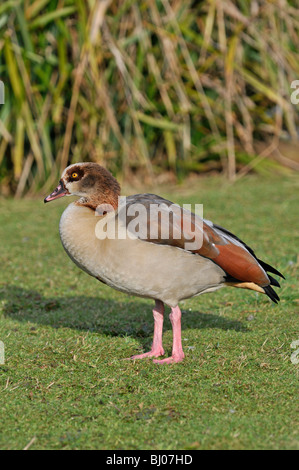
[0,0,299,197]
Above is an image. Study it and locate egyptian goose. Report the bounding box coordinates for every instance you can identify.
[44,163,284,364]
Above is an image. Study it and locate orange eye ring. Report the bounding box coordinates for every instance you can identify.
[72,172,78,179]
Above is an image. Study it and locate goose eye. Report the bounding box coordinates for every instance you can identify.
[72,172,79,179]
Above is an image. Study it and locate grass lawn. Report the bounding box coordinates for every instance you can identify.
[0,174,298,450]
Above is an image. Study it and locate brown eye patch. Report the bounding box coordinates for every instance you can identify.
[67,166,84,182]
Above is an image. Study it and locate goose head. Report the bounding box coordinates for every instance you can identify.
[44,163,121,210]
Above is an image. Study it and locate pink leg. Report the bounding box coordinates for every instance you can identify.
[153,306,185,364]
[129,300,165,360]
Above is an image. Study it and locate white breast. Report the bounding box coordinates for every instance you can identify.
[59,203,226,307]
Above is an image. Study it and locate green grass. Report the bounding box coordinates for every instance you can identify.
[0,174,298,450]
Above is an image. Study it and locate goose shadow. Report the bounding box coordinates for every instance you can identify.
[0,284,248,350]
